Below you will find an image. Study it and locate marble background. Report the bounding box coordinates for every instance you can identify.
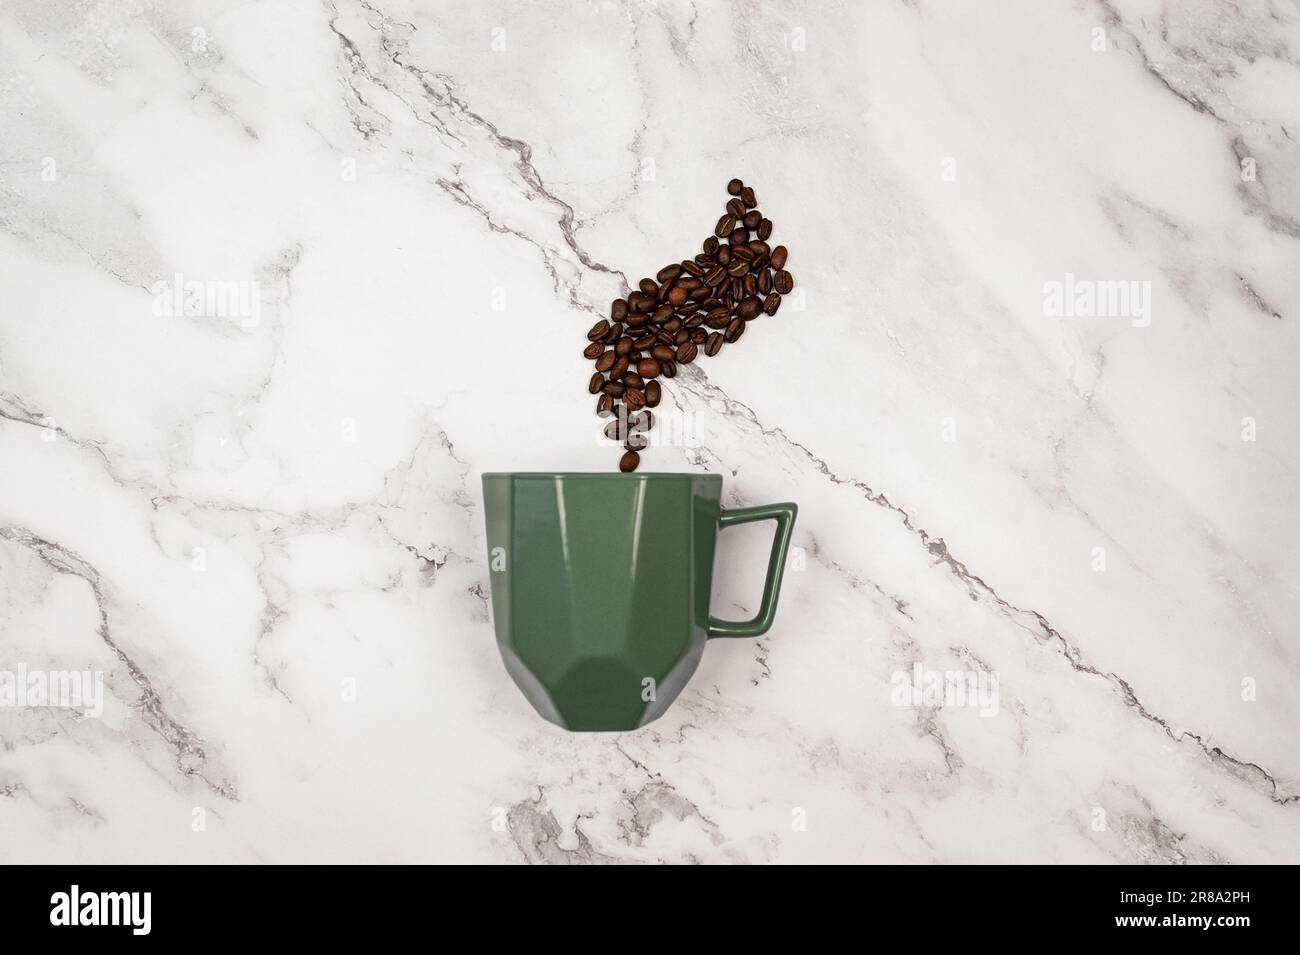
[1,0,1297,864]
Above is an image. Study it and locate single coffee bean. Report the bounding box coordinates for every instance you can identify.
[644,380,661,407]
[683,312,705,327]
[625,433,648,452]
[591,372,608,394]
[604,322,623,344]
[748,239,769,257]
[626,372,646,391]
[662,317,682,333]
[740,185,756,208]
[691,327,708,344]
[742,210,761,230]
[611,299,629,321]
[725,317,745,342]
[657,282,672,302]
[717,245,731,265]
[584,341,604,359]
[637,358,660,379]
[619,449,640,473]
[764,292,781,315]
[604,418,624,440]
[730,277,746,299]
[695,253,716,268]
[729,227,749,245]
[689,286,710,302]
[625,312,650,328]
[727,178,743,195]
[731,244,754,260]
[656,328,675,345]
[603,379,625,397]
[652,344,675,362]
[652,304,674,324]
[615,336,634,357]
[704,265,727,287]
[676,276,702,291]
[758,270,772,295]
[611,356,630,379]
[676,341,698,364]
[656,264,682,283]
[737,295,763,320]
[751,253,770,274]
[595,350,616,372]
[743,274,757,297]
[703,235,720,254]
[667,286,688,306]
[635,334,656,350]
[706,308,730,329]
[624,387,646,411]
[674,328,691,345]
[639,278,657,296]
[714,214,736,237]
[726,197,745,219]
[680,260,705,277]
[727,258,748,278]
[757,218,772,240]
[770,245,788,269]
[705,331,724,356]
[629,410,654,432]
[587,319,610,341]
[660,360,677,378]
[774,269,794,294]
[597,392,614,416]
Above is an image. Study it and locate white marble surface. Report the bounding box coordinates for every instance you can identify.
[1,0,1297,864]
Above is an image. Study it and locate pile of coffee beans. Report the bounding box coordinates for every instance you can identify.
[583,178,795,472]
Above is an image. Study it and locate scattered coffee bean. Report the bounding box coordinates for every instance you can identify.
[726,197,745,219]
[667,286,688,306]
[603,379,625,397]
[604,418,624,441]
[737,295,762,320]
[595,350,616,372]
[757,218,772,240]
[740,185,756,208]
[727,178,744,195]
[615,336,634,357]
[625,432,648,452]
[764,292,781,315]
[770,245,788,269]
[714,214,736,238]
[676,341,698,364]
[584,341,604,360]
[624,387,646,411]
[725,317,744,342]
[619,449,640,472]
[638,358,661,379]
[645,381,661,407]
[742,210,761,230]
[612,299,629,321]
[705,331,723,356]
[624,371,645,390]
[587,320,610,341]
[610,356,630,379]
[660,360,677,378]
[597,392,614,415]
[656,264,681,283]
[774,269,794,294]
[589,372,605,394]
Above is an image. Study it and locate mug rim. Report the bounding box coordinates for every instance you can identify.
[483,472,721,481]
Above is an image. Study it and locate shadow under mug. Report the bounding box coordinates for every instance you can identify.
[481,473,797,731]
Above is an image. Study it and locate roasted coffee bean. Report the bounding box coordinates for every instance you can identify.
[729,227,749,245]
[637,358,661,379]
[624,387,646,411]
[727,197,745,219]
[705,331,724,356]
[694,253,716,268]
[774,269,794,294]
[632,294,656,313]
[758,270,772,295]
[703,235,720,255]
[657,282,672,302]
[597,392,614,416]
[662,317,682,333]
[757,218,772,240]
[689,286,710,302]
[676,341,698,364]
[619,449,640,473]
[639,278,658,296]
[604,322,623,344]
[652,304,674,324]
[660,360,677,378]
[604,418,624,441]
[656,264,682,283]
[770,245,788,269]
[742,210,762,230]
[731,244,754,260]
[584,341,604,360]
[587,319,610,341]
[635,334,656,350]
[615,336,634,357]
[740,185,756,208]
[727,258,749,278]
[743,274,757,297]
[610,356,630,379]
[589,372,605,394]
[737,295,763,320]
[717,245,731,265]
[730,277,746,299]
[764,292,781,315]
[714,214,736,237]
[680,260,705,277]
[657,328,675,345]
[625,432,648,452]
[676,276,702,291]
[611,299,629,321]
[674,328,691,345]
[652,344,675,362]
[727,178,744,195]
[667,286,689,307]
[625,312,650,328]
[644,381,661,408]
[752,253,770,274]
[706,308,730,328]
[683,312,705,327]
[595,350,616,372]
[725,317,745,342]
[603,379,625,397]
[748,239,769,257]
[625,374,646,392]
[629,410,654,432]
[691,327,708,344]
[704,265,727,287]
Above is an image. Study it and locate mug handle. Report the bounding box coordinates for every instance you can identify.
[708,502,798,639]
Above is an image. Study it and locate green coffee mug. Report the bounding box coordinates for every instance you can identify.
[481,473,797,731]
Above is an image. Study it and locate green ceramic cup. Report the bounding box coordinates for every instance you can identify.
[481,473,797,731]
